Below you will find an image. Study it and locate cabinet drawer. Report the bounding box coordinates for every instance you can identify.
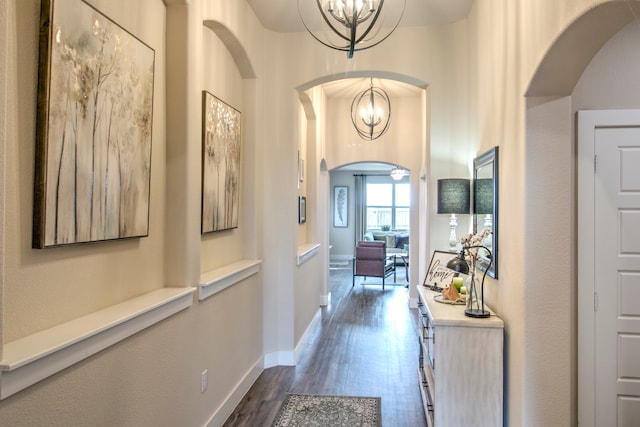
[418,298,435,370]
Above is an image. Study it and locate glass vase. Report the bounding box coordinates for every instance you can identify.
[465,271,478,310]
[465,265,479,312]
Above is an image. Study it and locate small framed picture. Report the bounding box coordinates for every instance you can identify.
[423,250,463,290]
[333,186,348,227]
[298,196,306,224]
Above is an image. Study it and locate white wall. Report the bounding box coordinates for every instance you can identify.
[573,21,640,109]
[0,0,266,425]
[467,1,640,426]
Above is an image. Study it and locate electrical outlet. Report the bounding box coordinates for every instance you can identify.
[201,369,208,393]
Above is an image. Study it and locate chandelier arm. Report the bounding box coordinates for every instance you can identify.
[313,0,353,44]
[327,9,348,26]
[357,0,406,50]
[356,9,375,24]
[348,10,358,58]
[353,0,384,44]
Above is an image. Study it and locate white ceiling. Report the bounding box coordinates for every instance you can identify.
[246,1,473,112]
[248,0,474,33]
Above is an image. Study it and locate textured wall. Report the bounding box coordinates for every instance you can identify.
[0,0,265,425]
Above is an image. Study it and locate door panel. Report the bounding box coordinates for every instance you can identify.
[594,125,640,427]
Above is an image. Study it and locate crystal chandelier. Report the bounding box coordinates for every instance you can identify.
[351,78,391,140]
[298,0,406,58]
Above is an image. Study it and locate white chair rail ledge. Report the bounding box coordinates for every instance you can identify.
[199,259,262,301]
[0,287,196,399]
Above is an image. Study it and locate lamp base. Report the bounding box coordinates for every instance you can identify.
[464,308,491,318]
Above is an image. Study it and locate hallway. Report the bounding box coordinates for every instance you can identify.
[223,263,426,426]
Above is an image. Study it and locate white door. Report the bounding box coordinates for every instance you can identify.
[578,110,640,427]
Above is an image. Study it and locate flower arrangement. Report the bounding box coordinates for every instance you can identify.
[459,228,492,266]
[459,228,493,318]
[440,229,493,306]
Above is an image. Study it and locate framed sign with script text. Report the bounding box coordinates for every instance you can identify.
[423,250,465,290]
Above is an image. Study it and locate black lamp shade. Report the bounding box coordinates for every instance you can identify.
[437,179,470,214]
[446,252,470,274]
[474,178,493,215]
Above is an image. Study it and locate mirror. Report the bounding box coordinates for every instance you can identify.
[473,146,498,279]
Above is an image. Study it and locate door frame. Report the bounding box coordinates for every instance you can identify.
[577,109,640,427]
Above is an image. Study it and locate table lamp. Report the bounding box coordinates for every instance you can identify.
[437,179,470,251]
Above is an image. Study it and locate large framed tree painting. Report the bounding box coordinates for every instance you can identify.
[33,0,155,248]
[201,91,241,233]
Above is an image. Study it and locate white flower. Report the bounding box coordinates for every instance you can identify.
[460,229,492,265]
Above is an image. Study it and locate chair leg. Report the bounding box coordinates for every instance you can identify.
[352,262,355,287]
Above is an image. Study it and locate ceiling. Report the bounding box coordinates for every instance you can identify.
[245,1,474,128]
[248,0,474,33]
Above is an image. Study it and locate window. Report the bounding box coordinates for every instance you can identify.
[366,181,410,230]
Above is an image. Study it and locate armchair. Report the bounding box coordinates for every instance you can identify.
[353,241,396,290]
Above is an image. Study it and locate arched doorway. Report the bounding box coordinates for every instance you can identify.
[296,75,429,305]
[524,3,640,425]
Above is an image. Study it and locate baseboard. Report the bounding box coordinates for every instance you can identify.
[319,292,330,307]
[263,308,322,369]
[294,309,321,364]
[263,350,296,368]
[204,355,264,427]
[409,296,419,309]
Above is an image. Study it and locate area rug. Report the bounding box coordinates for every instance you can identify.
[272,393,381,427]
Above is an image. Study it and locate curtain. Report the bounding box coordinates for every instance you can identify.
[354,174,367,245]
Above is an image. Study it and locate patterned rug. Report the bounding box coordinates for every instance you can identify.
[272,394,382,427]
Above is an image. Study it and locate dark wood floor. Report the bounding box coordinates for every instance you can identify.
[223,262,427,427]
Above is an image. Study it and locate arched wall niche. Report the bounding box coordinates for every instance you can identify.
[198,19,260,268]
[203,20,256,79]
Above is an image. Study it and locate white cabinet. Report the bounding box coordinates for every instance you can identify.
[417,286,504,427]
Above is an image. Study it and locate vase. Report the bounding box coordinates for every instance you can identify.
[465,272,478,310]
[465,262,479,312]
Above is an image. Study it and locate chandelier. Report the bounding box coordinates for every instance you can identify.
[351,78,391,140]
[297,0,406,58]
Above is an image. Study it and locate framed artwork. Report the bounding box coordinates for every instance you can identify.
[201,91,241,233]
[33,0,156,248]
[423,250,464,290]
[298,196,306,224]
[333,186,348,227]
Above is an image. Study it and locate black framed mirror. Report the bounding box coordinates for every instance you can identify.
[473,146,498,279]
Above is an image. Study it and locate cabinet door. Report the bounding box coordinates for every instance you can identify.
[435,326,503,427]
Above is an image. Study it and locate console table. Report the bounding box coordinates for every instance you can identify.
[416,286,504,427]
